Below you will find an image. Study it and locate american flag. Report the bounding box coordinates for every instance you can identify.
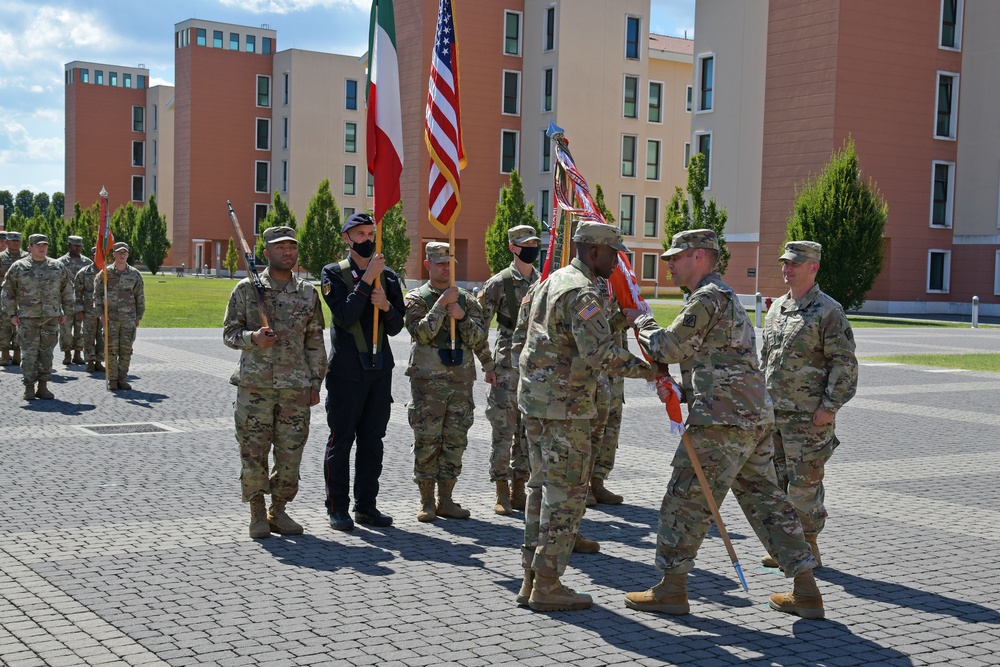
[424,0,466,235]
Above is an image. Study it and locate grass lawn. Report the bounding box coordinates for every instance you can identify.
[860,354,1000,373]
[142,273,246,328]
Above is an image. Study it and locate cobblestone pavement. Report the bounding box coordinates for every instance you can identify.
[1,325,999,666]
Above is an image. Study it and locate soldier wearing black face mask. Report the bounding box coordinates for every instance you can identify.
[320,212,406,531]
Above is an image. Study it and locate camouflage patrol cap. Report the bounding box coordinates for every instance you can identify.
[91,247,97,255]
[28,234,49,245]
[508,225,540,245]
[662,228,719,258]
[342,212,375,233]
[6,231,21,241]
[572,221,628,252]
[780,240,822,263]
[425,241,455,264]
[0,231,7,240]
[68,235,84,245]
[113,241,130,252]
[262,226,297,244]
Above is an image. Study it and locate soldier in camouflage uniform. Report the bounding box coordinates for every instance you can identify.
[589,276,629,506]
[0,231,6,254]
[75,248,105,373]
[56,236,92,365]
[2,234,74,400]
[623,229,823,620]
[759,241,858,569]
[404,242,487,522]
[223,226,327,539]
[515,222,660,612]
[94,242,145,391]
[473,224,539,515]
[0,231,29,366]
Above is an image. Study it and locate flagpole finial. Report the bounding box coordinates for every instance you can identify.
[99,186,108,198]
[546,119,564,140]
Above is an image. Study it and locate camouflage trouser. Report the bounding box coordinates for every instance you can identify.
[522,414,602,578]
[656,424,816,577]
[0,315,18,353]
[60,315,84,352]
[106,320,136,380]
[485,365,528,482]
[16,317,59,384]
[592,375,625,480]
[81,315,104,363]
[234,386,312,502]
[408,378,474,482]
[772,410,839,535]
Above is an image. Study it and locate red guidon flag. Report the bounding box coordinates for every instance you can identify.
[96,186,114,270]
[366,0,403,223]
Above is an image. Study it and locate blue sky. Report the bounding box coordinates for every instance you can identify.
[0,0,694,196]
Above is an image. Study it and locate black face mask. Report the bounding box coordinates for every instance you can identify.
[352,239,375,258]
[515,245,539,264]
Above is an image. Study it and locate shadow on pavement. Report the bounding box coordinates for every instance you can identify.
[22,399,96,416]
[349,522,491,570]
[121,390,170,407]
[258,533,394,576]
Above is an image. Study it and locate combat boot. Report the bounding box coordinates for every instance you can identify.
[510,475,527,511]
[248,497,270,539]
[0,350,10,366]
[73,349,84,365]
[23,383,36,401]
[585,488,597,507]
[94,361,105,372]
[591,477,624,505]
[35,381,54,400]
[12,348,20,366]
[267,500,304,535]
[515,568,534,606]
[62,350,72,365]
[436,479,471,519]
[624,573,690,615]
[107,379,118,391]
[573,535,601,554]
[528,575,593,612]
[86,361,95,372]
[494,480,512,515]
[417,480,437,522]
[805,534,822,568]
[117,374,132,390]
[769,570,824,619]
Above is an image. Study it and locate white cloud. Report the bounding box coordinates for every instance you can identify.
[216,0,368,14]
[0,2,119,70]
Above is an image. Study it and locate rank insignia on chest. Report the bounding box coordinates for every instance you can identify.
[682,314,697,328]
[322,281,331,296]
[579,301,600,321]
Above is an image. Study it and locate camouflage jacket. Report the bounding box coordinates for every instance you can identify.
[2,256,75,318]
[518,258,654,420]
[94,264,145,321]
[74,264,101,315]
[474,262,539,372]
[0,248,28,281]
[404,282,487,383]
[56,253,93,283]
[222,269,327,391]
[761,283,858,414]
[635,272,773,429]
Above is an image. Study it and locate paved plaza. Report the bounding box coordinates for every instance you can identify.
[1,324,999,666]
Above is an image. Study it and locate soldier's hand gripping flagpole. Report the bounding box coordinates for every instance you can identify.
[226,201,273,335]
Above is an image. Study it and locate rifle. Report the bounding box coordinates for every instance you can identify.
[226,200,273,335]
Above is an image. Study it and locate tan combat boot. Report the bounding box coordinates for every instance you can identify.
[86,361,95,372]
[117,373,132,390]
[94,361,105,372]
[23,383,36,401]
[73,349,84,365]
[62,350,72,365]
[510,475,527,511]
[249,497,270,539]
[436,479,471,519]
[494,480,512,515]
[12,348,20,366]
[573,535,601,554]
[268,500,304,535]
[769,570,824,619]
[0,349,10,366]
[591,477,624,505]
[107,379,118,391]
[624,573,690,615]
[417,480,437,522]
[35,381,54,400]
[805,534,822,568]
[528,575,593,612]
[585,488,597,507]
[515,568,534,606]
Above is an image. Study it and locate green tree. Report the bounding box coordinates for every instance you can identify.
[15,190,34,218]
[67,202,99,255]
[297,179,344,278]
[0,190,13,225]
[594,183,616,225]
[44,208,67,257]
[786,138,887,312]
[33,192,50,217]
[224,238,239,278]
[485,169,538,273]
[254,191,298,262]
[377,201,411,281]
[135,193,171,274]
[18,206,45,244]
[52,192,65,218]
[111,202,139,264]
[663,152,730,277]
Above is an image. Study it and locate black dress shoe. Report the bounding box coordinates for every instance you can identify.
[354,507,393,528]
[329,509,355,531]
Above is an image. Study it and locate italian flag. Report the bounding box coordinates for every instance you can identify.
[367,0,404,223]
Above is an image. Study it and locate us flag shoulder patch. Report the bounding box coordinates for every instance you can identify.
[521,293,532,306]
[579,300,601,321]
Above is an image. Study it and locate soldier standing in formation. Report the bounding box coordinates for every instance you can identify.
[474,224,540,515]
[0,231,28,367]
[623,229,823,619]
[75,248,105,373]
[515,222,661,612]
[321,212,406,531]
[55,235,92,365]
[223,226,327,539]
[404,241,487,522]
[2,234,74,401]
[94,242,145,391]
[759,241,858,569]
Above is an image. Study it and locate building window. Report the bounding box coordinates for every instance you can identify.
[230,32,239,50]
[254,204,268,235]
[620,194,635,236]
[995,251,1000,296]
[214,30,223,48]
[539,189,550,228]
[123,73,131,88]
[696,132,712,187]
[367,171,374,197]
[698,54,714,111]
[255,161,270,193]
[540,131,551,172]
[131,176,144,202]
[935,72,958,139]
[80,68,89,83]
[137,75,145,89]
[504,11,522,56]
[686,84,693,112]
[641,254,657,281]
[344,165,357,195]
[95,70,103,85]
[132,141,144,167]
[501,130,519,173]
[110,71,117,87]
[152,104,158,131]
[283,73,289,105]
[346,79,358,110]
[257,75,270,107]
[646,140,661,180]
[132,106,144,132]
[344,207,356,218]
[502,70,521,115]
[262,37,272,55]
[542,68,554,112]
[623,75,638,119]
[625,16,641,60]
[152,174,157,196]
[282,160,288,192]
[152,139,157,166]
[196,28,206,46]
[345,122,357,153]
[683,142,691,168]
[66,69,72,85]
[246,35,256,53]
[283,117,289,149]
[931,161,955,227]
[648,81,662,123]
[621,135,637,178]
[927,250,951,292]
[544,6,555,51]
[644,196,658,237]
[256,118,270,150]
[940,0,963,49]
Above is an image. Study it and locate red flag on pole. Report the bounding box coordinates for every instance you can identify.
[96,187,114,270]
[366,0,404,223]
